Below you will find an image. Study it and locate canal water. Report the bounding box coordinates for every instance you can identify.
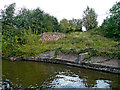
[2,60,120,89]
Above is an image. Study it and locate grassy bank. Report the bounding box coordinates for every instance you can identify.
[16,30,119,59]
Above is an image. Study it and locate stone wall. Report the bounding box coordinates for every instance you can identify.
[39,32,65,42]
[9,51,120,74]
[10,56,120,74]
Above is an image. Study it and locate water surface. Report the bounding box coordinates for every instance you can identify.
[2,60,120,89]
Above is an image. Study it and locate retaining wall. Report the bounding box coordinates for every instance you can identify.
[10,56,120,74]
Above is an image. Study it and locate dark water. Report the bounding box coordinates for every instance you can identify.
[2,60,120,89]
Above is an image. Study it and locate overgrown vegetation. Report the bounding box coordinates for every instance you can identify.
[7,29,119,59]
[1,2,120,59]
[100,2,120,41]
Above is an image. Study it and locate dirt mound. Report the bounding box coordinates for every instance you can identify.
[39,32,65,42]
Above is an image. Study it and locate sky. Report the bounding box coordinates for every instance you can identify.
[0,0,119,25]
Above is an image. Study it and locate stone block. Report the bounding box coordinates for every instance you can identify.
[78,52,88,63]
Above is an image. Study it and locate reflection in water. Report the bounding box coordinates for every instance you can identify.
[2,60,120,89]
[47,73,86,88]
[43,72,111,88]
[96,80,111,88]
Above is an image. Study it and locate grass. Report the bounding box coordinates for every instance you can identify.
[17,30,119,59]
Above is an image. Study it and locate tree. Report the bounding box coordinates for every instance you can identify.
[1,3,16,26]
[12,7,60,34]
[60,19,69,33]
[1,3,21,39]
[82,6,98,30]
[60,18,82,33]
[1,3,60,34]
[69,18,82,32]
[102,2,120,40]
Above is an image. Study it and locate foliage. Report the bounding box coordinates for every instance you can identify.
[60,19,69,33]
[15,8,60,33]
[101,2,120,41]
[68,18,82,32]
[2,26,23,58]
[60,18,82,33]
[82,6,98,31]
[1,3,16,26]
[1,3,60,34]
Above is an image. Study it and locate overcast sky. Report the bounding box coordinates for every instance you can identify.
[0,0,119,25]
